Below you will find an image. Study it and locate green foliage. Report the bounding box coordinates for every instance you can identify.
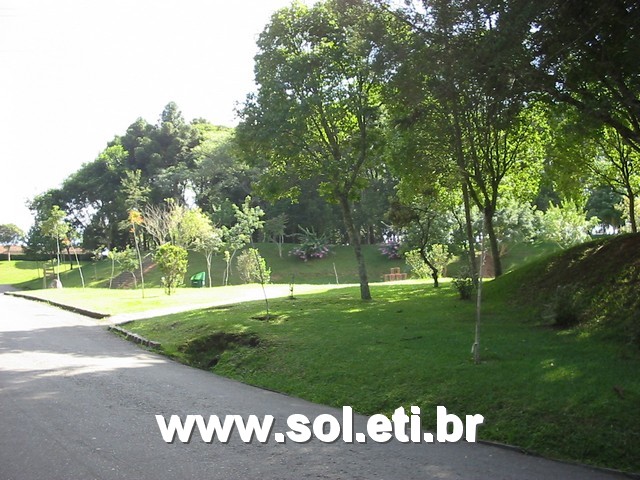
[0,223,24,246]
[528,0,640,154]
[545,284,585,328]
[41,205,69,242]
[236,248,271,284]
[429,244,452,277]
[221,196,264,285]
[586,186,623,229]
[537,200,598,249]
[290,226,331,261]
[452,267,475,300]
[404,250,430,279]
[492,199,540,252]
[107,246,140,288]
[154,243,188,295]
[236,0,392,300]
[0,224,25,261]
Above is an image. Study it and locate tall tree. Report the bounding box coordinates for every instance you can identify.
[189,124,258,212]
[237,0,391,300]
[382,0,545,277]
[41,206,70,285]
[0,224,24,261]
[528,0,640,154]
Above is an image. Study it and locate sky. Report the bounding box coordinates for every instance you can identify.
[0,0,306,233]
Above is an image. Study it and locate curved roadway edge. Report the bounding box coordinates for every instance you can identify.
[2,285,638,479]
[4,290,109,319]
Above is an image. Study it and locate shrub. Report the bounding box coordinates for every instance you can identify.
[545,284,584,328]
[452,267,475,300]
[236,248,271,284]
[405,249,431,279]
[379,241,401,259]
[430,244,452,277]
[290,226,331,261]
[154,243,188,295]
[404,244,452,279]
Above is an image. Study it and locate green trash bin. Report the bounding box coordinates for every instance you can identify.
[190,271,206,288]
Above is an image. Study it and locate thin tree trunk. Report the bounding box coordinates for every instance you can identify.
[72,247,85,288]
[132,224,145,298]
[473,222,487,365]
[419,248,439,288]
[109,256,115,289]
[628,188,637,233]
[461,182,478,283]
[55,237,61,284]
[206,253,213,288]
[338,195,371,301]
[484,210,502,278]
[253,248,269,319]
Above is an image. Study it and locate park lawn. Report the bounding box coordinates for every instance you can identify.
[11,283,343,316]
[0,241,559,291]
[0,260,74,287]
[1,243,407,290]
[124,281,640,473]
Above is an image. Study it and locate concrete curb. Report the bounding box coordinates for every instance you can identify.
[4,291,109,319]
[107,324,161,349]
[476,439,639,479]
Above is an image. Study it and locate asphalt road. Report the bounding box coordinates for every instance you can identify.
[0,288,625,480]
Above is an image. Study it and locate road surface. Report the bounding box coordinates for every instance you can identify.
[0,288,625,479]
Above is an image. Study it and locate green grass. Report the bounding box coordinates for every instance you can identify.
[125,282,640,473]
[11,284,342,316]
[1,240,558,292]
[4,238,639,472]
[1,243,406,290]
[0,260,51,286]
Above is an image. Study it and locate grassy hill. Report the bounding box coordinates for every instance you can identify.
[486,233,640,346]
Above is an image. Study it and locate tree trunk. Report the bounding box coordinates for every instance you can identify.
[484,210,502,278]
[338,195,371,301]
[628,189,637,233]
[55,238,62,284]
[66,246,73,269]
[73,247,85,288]
[206,253,213,288]
[461,182,478,282]
[419,247,439,288]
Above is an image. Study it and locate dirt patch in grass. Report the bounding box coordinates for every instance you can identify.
[250,314,281,321]
[178,332,261,369]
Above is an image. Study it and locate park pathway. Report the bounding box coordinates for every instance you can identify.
[0,288,627,479]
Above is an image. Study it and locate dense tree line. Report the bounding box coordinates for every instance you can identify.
[26,0,639,301]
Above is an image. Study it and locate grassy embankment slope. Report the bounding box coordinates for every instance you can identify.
[119,235,639,473]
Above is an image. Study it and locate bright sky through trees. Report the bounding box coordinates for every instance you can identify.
[0,0,304,231]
